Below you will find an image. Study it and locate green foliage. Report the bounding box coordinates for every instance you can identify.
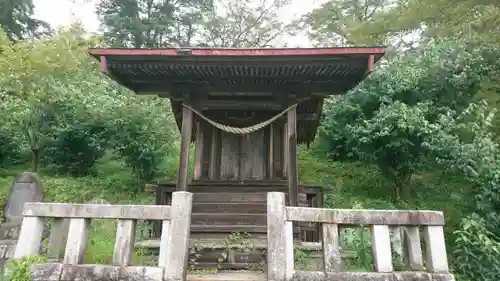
[0,26,179,179]
[96,0,214,48]
[108,97,178,183]
[321,38,499,200]
[453,215,500,281]
[0,0,51,41]
[304,0,392,46]
[0,133,20,168]
[44,123,108,176]
[4,255,47,281]
[320,37,500,278]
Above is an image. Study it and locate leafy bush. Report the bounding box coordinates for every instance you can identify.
[453,215,500,281]
[109,97,178,184]
[320,38,498,201]
[4,256,47,281]
[0,133,20,167]
[44,123,108,176]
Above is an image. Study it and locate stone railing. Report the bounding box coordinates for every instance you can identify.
[266,192,455,281]
[14,191,192,281]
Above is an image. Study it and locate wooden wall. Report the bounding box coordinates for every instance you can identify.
[193,120,287,181]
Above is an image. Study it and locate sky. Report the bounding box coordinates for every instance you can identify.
[33,0,327,47]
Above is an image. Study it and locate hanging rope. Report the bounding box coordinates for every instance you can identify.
[183,103,297,135]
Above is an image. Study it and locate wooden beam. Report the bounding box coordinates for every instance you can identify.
[131,76,346,84]
[368,54,375,73]
[176,105,193,191]
[287,105,298,207]
[268,124,274,180]
[281,113,317,121]
[200,100,283,110]
[136,82,356,94]
[209,127,220,180]
[181,112,319,122]
[282,122,288,178]
[193,121,203,180]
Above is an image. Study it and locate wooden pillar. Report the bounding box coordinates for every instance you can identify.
[209,127,220,180]
[193,121,203,180]
[283,122,289,178]
[268,124,274,180]
[287,105,298,207]
[176,105,193,191]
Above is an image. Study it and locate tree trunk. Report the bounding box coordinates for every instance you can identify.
[31,148,39,172]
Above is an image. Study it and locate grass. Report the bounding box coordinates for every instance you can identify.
[0,153,157,265]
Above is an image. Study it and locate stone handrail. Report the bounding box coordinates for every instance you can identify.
[266,192,455,281]
[14,191,193,281]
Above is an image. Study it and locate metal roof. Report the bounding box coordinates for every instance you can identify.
[89,47,385,94]
[89,47,386,143]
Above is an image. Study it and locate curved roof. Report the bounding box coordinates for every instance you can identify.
[89,47,386,143]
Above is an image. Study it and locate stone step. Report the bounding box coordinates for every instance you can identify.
[192,192,307,203]
[136,238,355,271]
[191,213,266,226]
[187,271,265,281]
[190,225,268,233]
[136,238,326,251]
[192,203,266,213]
[189,232,267,239]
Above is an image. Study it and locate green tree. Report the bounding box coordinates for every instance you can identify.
[96,0,214,47]
[320,38,498,200]
[0,0,51,40]
[347,0,500,45]
[303,0,397,47]
[200,0,299,47]
[0,25,98,172]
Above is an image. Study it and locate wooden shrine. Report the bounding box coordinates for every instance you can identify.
[89,47,386,269]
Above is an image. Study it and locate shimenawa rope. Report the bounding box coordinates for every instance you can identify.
[182,103,297,135]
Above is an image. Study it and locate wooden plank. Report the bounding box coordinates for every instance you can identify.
[150,180,323,187]
[322,223,342,272]
[287,106,298,207]
[191,192,307,203]
[193,121,203,180]
[273,124,283,178]
[286,207,445,226]
[241,130,265,180]
[268,124,274,179]
[423,226,449,272]
[283,122,288,178]
[112,219,136,266]
[209,127,221,180]
[177,104,193,191]
[23,203,171,220]
[63,218,90,265]
[220,132,240,180]
[371,225,393,272]
[192,203,266,213]
[191,225,268,233]
[201,124,212,178]
[191,213,266,225]
[146,183,323,195]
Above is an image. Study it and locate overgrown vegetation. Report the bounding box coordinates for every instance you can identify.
[1,0,499,280]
